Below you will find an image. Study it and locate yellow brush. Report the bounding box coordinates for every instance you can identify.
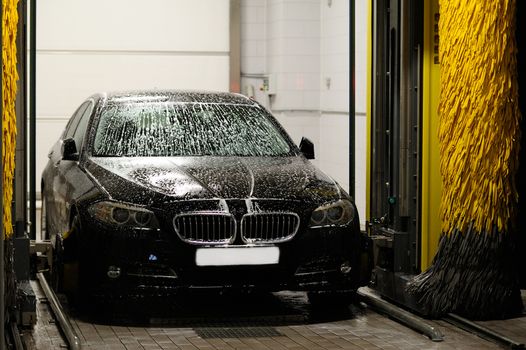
[438,0,521,235]
[408,0,523,319]
[2,0,20,238]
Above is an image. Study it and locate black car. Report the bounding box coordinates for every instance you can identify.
[41,90,371,305]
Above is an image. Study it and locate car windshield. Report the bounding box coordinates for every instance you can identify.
[92,102,293,157]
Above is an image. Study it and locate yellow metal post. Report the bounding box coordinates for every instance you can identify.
[420,0,441,270]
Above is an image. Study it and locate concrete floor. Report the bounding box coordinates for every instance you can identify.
[22,281,526,350]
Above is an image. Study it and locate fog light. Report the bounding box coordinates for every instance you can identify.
[340,261,352,274]
[107,266,121,279]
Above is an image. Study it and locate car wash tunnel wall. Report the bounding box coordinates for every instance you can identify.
[1,0,526,348]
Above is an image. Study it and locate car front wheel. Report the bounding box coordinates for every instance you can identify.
[41,196,49,241]
[61,215,83,304]
[50,234,64,292]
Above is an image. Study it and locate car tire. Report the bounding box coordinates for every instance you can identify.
[307,290,355,310]
[41,196,49,241]
[50,235,64,293]
[62,215,85,306]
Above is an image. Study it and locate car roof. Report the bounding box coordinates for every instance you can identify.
[94,90,258,106]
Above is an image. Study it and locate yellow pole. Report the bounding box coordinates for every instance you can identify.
[420,0,441,270]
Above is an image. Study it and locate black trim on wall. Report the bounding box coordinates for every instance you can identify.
[29,0,36,240]
[349,0,355,199]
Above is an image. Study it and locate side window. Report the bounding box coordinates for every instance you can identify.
[72,101,94,153]
[64,102,90,140]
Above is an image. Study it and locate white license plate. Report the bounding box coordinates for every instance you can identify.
[195,246,280,266]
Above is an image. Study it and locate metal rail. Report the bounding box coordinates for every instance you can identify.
[358,287,524,348]
[36,273,82,350]
[444,313,525,349]
[29,0,36,241]
[357,287,444,341]
[10,322,23,350]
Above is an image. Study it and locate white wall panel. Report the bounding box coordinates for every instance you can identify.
[355,115,367,226]
[282,1,319,21]
[280,55,320,73]
[354,0,368,225]
[320,0,349,113]
[36,0,232,192]
[37,53,229,117]
[36,119,68,184]
[355,0,368,115]
[240,0,367,227]
[37,0,229,52]
[319,113,349,191]
[274,111,320,168]
[280,20,320,39]
[266,0,320,111]
[241,0,266,74]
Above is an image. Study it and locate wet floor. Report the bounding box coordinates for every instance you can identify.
[67,288,356,327]
[24,280,518,350]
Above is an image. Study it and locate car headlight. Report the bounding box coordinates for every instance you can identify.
[88,201,160,229]
[309,199,355,227]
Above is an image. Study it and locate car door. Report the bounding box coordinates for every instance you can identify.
[50,100,94,236]
[44,102,89,238]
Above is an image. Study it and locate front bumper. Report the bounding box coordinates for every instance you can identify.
[72,211,368,295]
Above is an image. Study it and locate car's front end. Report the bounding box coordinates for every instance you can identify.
[72,156,370,297]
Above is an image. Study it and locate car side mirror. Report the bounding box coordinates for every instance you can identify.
[299,137,315,159]
[61,138,79,161]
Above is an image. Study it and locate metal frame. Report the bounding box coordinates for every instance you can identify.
[14,0,27,238]
[358,287,443,341]
[368,0,427,312]
[36,273,81,350]
[349,0,355,198]
[370,0,422,273]
[14,0,30,285]
[29,0,36,241]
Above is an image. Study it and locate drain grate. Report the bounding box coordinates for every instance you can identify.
[194,327,283,339]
